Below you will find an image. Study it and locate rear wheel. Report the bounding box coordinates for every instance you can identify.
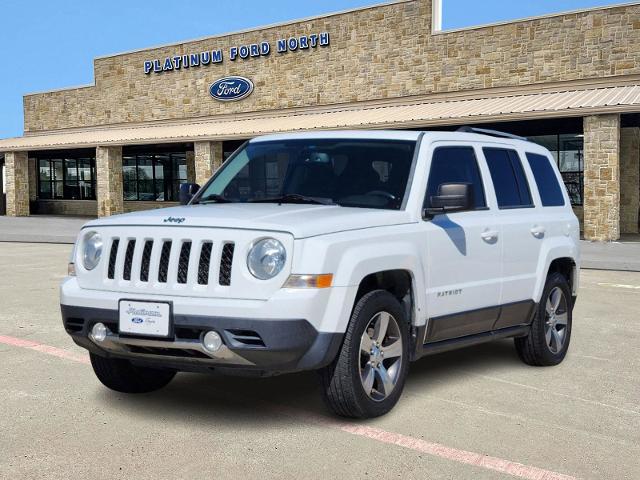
[319,290,410,418]
[90,353,176,393]
[515,272,572,366]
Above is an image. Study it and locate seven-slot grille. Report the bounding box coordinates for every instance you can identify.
[107,237,235,287]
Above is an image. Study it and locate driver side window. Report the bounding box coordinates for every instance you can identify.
[424,147,487,209]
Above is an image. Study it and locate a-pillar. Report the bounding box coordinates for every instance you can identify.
[194,141,223,186]
[5,151,30,217]
[96,146,124,217]
[583,114,621,241]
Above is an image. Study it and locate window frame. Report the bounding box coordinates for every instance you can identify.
[482,147,535,210]
[423,145,489,212]
[122,152,188,202]
[36,154,96,201]
[524,151,566,207]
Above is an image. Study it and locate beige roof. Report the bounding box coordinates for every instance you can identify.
[2,84,640,152]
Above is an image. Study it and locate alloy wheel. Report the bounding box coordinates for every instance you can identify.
[359,311,403,401]
[545,287,569,354]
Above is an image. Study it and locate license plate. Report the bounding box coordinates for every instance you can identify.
[119,300,171,338]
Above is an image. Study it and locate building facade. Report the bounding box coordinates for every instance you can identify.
[1,0,639,241]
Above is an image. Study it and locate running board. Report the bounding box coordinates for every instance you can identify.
[416,325,530,359]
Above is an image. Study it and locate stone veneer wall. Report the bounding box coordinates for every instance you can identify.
[194,141,223,186]
[620,127,640,233]
[583,114,621,241]
[35,200,98,217]
[96,146,124,217]
[5,152,29,216]
[23,0,640,132]
[124,201,179,213]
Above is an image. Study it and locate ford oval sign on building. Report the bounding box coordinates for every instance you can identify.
[209,76,254,102]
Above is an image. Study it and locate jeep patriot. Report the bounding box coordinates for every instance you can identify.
[61,129,580,418]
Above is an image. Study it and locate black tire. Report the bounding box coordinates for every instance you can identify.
[515,272,573,366]
[319,290,410,419]
[90,353,176,393]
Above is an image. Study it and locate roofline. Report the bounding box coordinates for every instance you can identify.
[93,0,414,61]
[23,83,95,97]
[434,0,640,34]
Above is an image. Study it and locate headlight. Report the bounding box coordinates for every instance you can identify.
[247,238,286,280]
[82,231,103,271]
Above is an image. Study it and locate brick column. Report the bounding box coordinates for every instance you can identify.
[583,114,621,241]
[5,151,30,217]
[194,141,223,186]
[28,158,38,201]
[186,150,196,184]
[96,146,123,217]
[620,127,640,234]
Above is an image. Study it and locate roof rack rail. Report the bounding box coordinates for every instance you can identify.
[456,126,528,141]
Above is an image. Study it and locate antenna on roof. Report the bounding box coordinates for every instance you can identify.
[456,126,528,141]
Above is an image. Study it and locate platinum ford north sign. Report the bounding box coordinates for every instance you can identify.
[144,32,330,74]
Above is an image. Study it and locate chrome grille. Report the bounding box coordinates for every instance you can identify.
[106,236,235,287]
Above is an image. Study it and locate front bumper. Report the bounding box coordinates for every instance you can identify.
[62,304,343,376]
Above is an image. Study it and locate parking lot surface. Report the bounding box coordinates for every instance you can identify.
[1,243,638,480]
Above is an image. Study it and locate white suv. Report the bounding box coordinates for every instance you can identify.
[61,129,580,418]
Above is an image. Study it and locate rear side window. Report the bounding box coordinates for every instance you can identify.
[425,147,486,209]
[525,153,566,207]
[483,148,533,209]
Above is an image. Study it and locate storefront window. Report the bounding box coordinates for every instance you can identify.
[37,154,96,200]
[123,152,187,201]
[528,133,583,205]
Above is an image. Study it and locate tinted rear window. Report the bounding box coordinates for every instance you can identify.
[483,148,533,209]
[525,152,566,207]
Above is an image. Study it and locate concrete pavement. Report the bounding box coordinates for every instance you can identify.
[0,243,639,479]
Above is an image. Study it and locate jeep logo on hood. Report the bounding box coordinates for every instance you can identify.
[209,76,254,102]
[163,217,185,224]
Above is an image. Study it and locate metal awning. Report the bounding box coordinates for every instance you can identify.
[2,84,640,151]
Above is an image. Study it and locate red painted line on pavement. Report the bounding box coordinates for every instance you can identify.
[0,335,90,364]
[338,424,577,480]
[0,334,578,480]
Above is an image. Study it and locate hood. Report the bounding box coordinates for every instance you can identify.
[83,203,416,239]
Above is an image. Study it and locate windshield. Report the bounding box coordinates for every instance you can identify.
[196,139,417,210]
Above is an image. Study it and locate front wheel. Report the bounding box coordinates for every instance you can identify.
[90,353,176,393]
[319,290,410,418]
[515,272,573,366]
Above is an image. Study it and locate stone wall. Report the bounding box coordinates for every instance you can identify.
[23,0,640,132]
[96,146,124,217]
[620,127,640,234]
[35,200,98,217]
[124,201,179,213]
[583,114,621,241]
[5,152,29,216]
[194,141,223,186]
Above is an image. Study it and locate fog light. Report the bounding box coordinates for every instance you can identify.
[91,323,107,343]
[203,331,223,353]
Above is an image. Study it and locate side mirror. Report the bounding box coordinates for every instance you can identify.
[423,183,474,219]
[179,183,200,205]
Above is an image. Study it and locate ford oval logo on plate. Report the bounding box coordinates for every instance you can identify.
[131,317,144,324]
[209,76,254,102]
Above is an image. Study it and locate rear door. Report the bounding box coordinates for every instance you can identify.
[423,144,502,343]
[481,147,540,329]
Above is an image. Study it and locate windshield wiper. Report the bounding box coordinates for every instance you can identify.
[197,194,232,204]
[249,194,336,206]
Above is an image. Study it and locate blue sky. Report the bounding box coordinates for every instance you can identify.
[0,0,624,138]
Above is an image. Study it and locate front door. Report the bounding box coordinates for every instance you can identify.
[0,156,6,216]
[422,144,502,343]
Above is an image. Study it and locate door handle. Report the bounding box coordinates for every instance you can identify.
[481,230,499,242]
[530,226,546,238]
